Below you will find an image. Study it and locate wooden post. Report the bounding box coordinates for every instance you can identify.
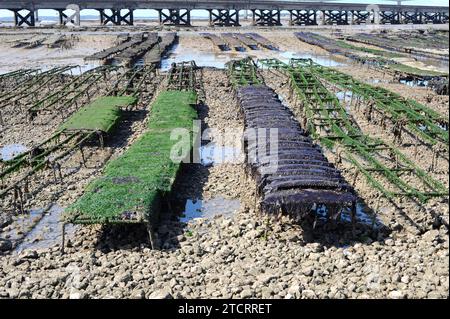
[18,187,24,214]
[79,146,87,167]
[61,223,66,254]
[147,223,157,250]
[208,9,213,26]
[351,201,357,237]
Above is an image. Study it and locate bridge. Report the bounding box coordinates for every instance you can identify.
[0,1,448,27]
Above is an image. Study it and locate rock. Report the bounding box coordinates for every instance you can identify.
[132,273,143,282]
[0,78,448,300]
[114,272,132,284]
[69,290,85,299]
[302,266,314,277]
[0,238,12,252]
[149,289,172,299]
[422,230,439,243]
[18,290,31,298]
[389,290,405,299]
[401,275,410,284]
[19,250,38,259]
[218,246,233,259]
[336,258,348,270]
[191,265,203,275]
[287,283,302,298]
[8,288,20,298]
[131,289,145,299]
[261,287,273,299]
[301,289,316,298]
[169,278,178,288]
[308,243,323,253]
[240,289,253,298]
[257,273,278,285]
[391,273,401,283]
[245,229,263,239]
[0,216,13,228]
[427,291,443,299]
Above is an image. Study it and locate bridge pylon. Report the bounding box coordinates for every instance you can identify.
[289,10,318,26]
[9,9,35,27]
[251,9,282,26]
[158,9,191,26]
[208,9,240,26]
[97,9,134,25]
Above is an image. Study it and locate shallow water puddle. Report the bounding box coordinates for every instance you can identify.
[199,143,243,166]
[340,204,383,228]
[161,43,231,70]
[335,91,354,112]
[279,51,344,67]
[412,55,449,74]
[180,196,241,223]
[367,78,390,85]
[6,209,44,239]
[0,144,28,161]
[418,122,448,132]
[316,202,383,229]
[68,63,102,75]
[399,79,430,87]
[161,42,346,71]
[335,91,353,101]
[14,204,77,253]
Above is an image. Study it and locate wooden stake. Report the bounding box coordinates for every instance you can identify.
[61,223,66,254]
[147,223,157,250]
[351,201,357,238]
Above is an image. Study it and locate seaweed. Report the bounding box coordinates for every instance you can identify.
[65,90,198,224]
[58,96,137,133]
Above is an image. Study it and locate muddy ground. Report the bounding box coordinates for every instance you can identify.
[0,25,448,299]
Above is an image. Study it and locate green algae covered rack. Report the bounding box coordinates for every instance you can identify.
[58,96,137,133]
[64,90,198,236]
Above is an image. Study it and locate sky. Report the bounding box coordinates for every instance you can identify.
[0,1,448,18]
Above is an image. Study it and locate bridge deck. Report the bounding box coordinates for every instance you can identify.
[0,1,448,13]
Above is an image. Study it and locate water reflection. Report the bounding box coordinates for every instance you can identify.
[161,43,231,70]
[199,143,243,166]
[0,144,28,161]
[279,51,344,67]
[315,202,383,229]
[161,42,346,70]
[15,204,77,253]
[180,196,241,223]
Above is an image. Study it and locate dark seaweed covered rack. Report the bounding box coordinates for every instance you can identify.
[236,84,357,223]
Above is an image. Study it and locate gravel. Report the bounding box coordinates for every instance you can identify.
[0,37,448,299]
